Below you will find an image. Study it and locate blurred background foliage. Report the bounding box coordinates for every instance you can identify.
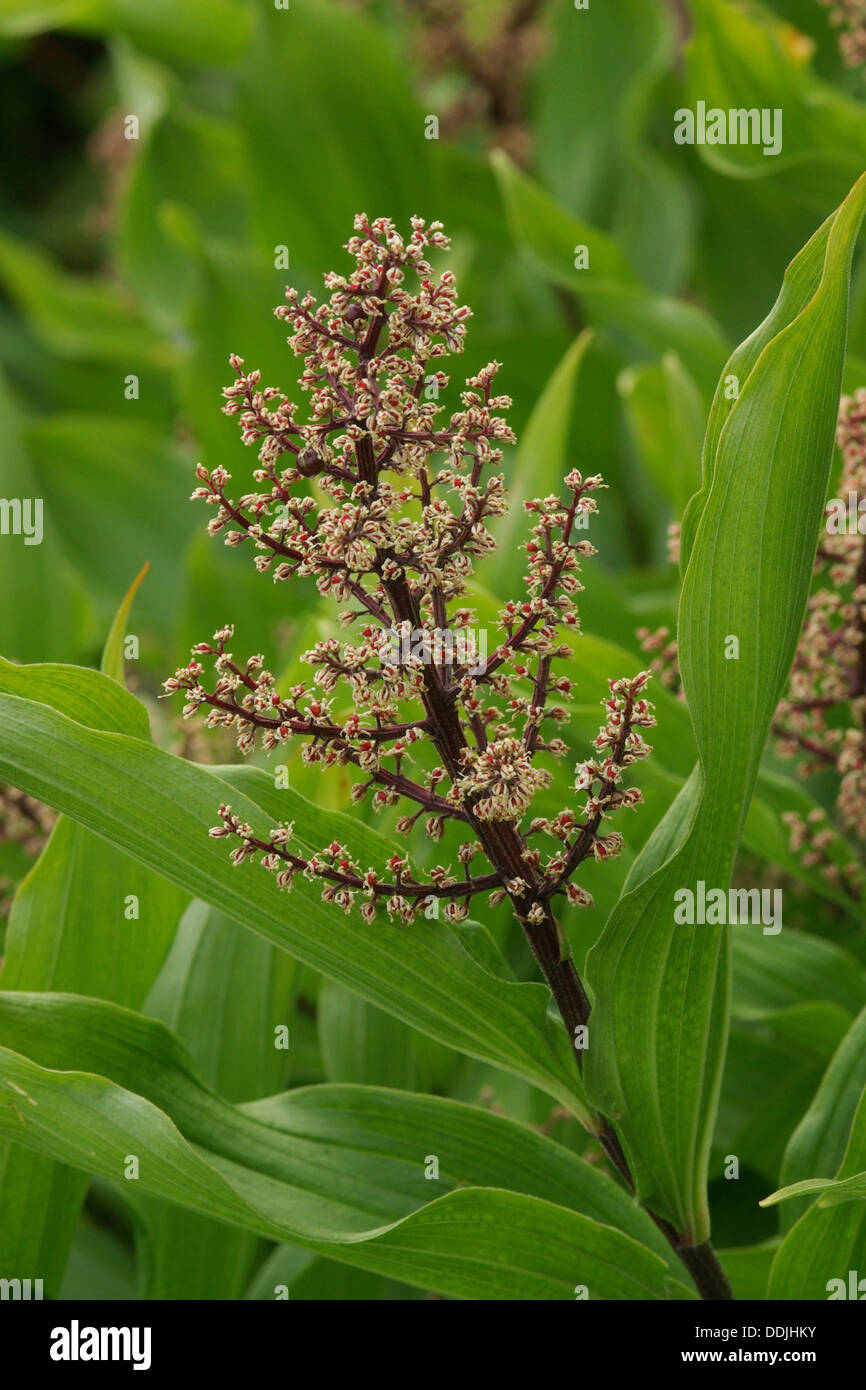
[2,0,866,1297]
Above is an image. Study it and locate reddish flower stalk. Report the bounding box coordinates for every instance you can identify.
[163,215,733,1299]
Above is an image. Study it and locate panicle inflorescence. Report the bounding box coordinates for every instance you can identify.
[774,390,866,848]
[820,0,866,70]
[164,215,654,930]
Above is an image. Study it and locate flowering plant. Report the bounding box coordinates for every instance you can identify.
[5,0,866,1315]
[166,214,654,1005]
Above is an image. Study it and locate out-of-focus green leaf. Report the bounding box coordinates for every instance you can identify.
[732,931,866,1023]
[535,0,694,294]
[492,152,728,400]
[118,107,247,328]
[237,2,432,278]
[24,414,193,631]
[686,0,866,191]
[0,371,91,663]
[0,231,172,366]
[619,353,704,516]
[713,1003,851,1185]
[490,330,592,578]
[718,1239,779,1301]
[766,1089,866,1297]
[0,0,253,65]
[775,1005,866,1229]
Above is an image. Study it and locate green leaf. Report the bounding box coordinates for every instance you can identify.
[712,1003,851,1186]
[584,172,866,1243]
[0,655,148,739]
[134,899,298,1299]
[23,415,194,633]
[535,0,694,294]
[718,1239,779,1301]
[0,0,253,66]
[0,587,187,1297]
[58,1218,138,1302]
[0,370,91,664]
[245,1248,421,1301]
[0,231,171,367]
[0,993,691,1300]
[318,983,420,1092]
[732,931,866,1024]
[236,2,432,277]
[117,106,247,328]
[0,670,589,1119]
[618,353,705,516]
[491,151,728,400]
[775,1004,866,1228]
[766,1089,866,1298]
[490,330,593,578]
[686,0,866,188]
[101,564,150,683]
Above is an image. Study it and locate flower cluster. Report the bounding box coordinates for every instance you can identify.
[636,625,681,695]
[774,390,866,844]
[820,0,866,70]
[782,807,863,899]
[165,215,654,933]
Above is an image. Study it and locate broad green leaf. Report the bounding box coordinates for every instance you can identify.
[0,587,186,1297]
[237,2,432,278]
[317,976,458,1097]
[135,900,298,1299]
[584,172,866,1243]
[0,656,148,739]
[58,1218,138,1302]
[118,106,248,328]
[245,1248,420,1301]
[0,993,691,1300]
[318,983,420,1092]
[732,931,866,1023]
[681,1,866,337]
[0,673,589,1118]
[0,818,185,1005]
[535,0,672,217]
